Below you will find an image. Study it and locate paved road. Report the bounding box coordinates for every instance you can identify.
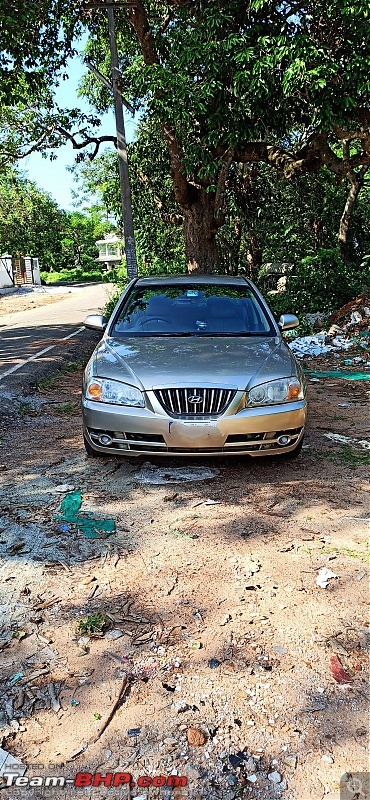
[0,283,113,386]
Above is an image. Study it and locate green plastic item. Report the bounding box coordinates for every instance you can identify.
[55,490,115,539]
[305,369,370,381]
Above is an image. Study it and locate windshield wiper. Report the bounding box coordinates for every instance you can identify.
[194,332,271,337]
[148,332,197,337]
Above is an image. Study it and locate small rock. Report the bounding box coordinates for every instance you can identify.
[208,659,221,669]
[53,484,75,492]
[229,752,245,768]
[283,754,297,769]
[104,629,124,639]
[328,324,343,336]
[321,754,334,765]
[127,728,141,737]
[244,758,257,772]
[247,559,261,574]
[187,727,206,746]
[268,771,282,784]
[273,645,287,656]
[173,700,190,712]
[227,774,238,786]
[220,614,231,626]
[247,774,257,783]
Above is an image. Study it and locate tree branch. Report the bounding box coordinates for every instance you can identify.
[217,130,370,181]
[0,127,56,161]
[56,127,117,160]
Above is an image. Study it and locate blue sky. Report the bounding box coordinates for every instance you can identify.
[24,48,137,211]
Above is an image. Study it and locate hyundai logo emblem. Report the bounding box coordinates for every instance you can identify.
[188,394,203,404]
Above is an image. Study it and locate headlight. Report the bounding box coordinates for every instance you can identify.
[86,378,145,407]
[247,378,303,406]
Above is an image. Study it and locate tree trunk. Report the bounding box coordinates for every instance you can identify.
[338,157,368,261]
[246,233,262,282]
[183,188,217,273]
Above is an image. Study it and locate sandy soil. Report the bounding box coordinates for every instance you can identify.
[0,292,68,315]
[0,342,368,800]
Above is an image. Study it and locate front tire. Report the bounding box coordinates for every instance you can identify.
[282,435,304,459]
[83,434,100,457]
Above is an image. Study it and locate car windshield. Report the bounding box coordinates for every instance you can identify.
[111,284,275,337]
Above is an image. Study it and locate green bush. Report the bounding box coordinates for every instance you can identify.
[40,268,105,284]
[104,285,127,320]
[262,248,370,321]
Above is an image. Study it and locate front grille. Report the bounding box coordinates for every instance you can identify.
[154,388,237,417]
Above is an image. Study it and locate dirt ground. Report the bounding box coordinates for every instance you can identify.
[0,292,69,316]
[0,337,368,800]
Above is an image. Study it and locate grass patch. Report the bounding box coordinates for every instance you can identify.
[36,361,84,391]
[55,402,79,415]
[18,401,33,418]
[320,544,368,562]
[338,446,370,466]
[77,612,108,637]
[314,447,370,466]
[36,374,58,390]
[63,361,83,373]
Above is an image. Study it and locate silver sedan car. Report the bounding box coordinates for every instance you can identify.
[82,275,306,457]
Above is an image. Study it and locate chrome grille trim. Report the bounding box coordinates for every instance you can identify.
[154,387,237,417]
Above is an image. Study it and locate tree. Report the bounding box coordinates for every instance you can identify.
[59,207,113,272]
[80,0,370,272]
[1,1,370,271]
[74,123,370,283]
[0,0,82,106]
[0,167,63,269]
[0,166,113,274]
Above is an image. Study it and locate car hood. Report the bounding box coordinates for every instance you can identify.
[92,336,297,391]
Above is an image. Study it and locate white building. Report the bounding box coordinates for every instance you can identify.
[95,234,123,271]
[0,255,41,289]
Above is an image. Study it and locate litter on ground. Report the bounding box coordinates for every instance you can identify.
[288,334,353,357]
[135,462,220,484]
[54,490,115,538]
[307,369,370,381]
[323,433,370,449]
[329,655,352,684]
[316,567,338,588]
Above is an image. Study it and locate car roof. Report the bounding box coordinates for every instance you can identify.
[135,275,249,286]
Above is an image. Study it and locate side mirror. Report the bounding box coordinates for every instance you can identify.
[278,314,299,331]
[83,314,107,332]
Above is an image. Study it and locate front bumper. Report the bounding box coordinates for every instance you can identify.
[82,389,307,457]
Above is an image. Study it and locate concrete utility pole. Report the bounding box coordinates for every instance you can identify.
[85,1,138,278]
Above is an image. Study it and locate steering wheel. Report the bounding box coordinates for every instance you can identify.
[145,317,174,330]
